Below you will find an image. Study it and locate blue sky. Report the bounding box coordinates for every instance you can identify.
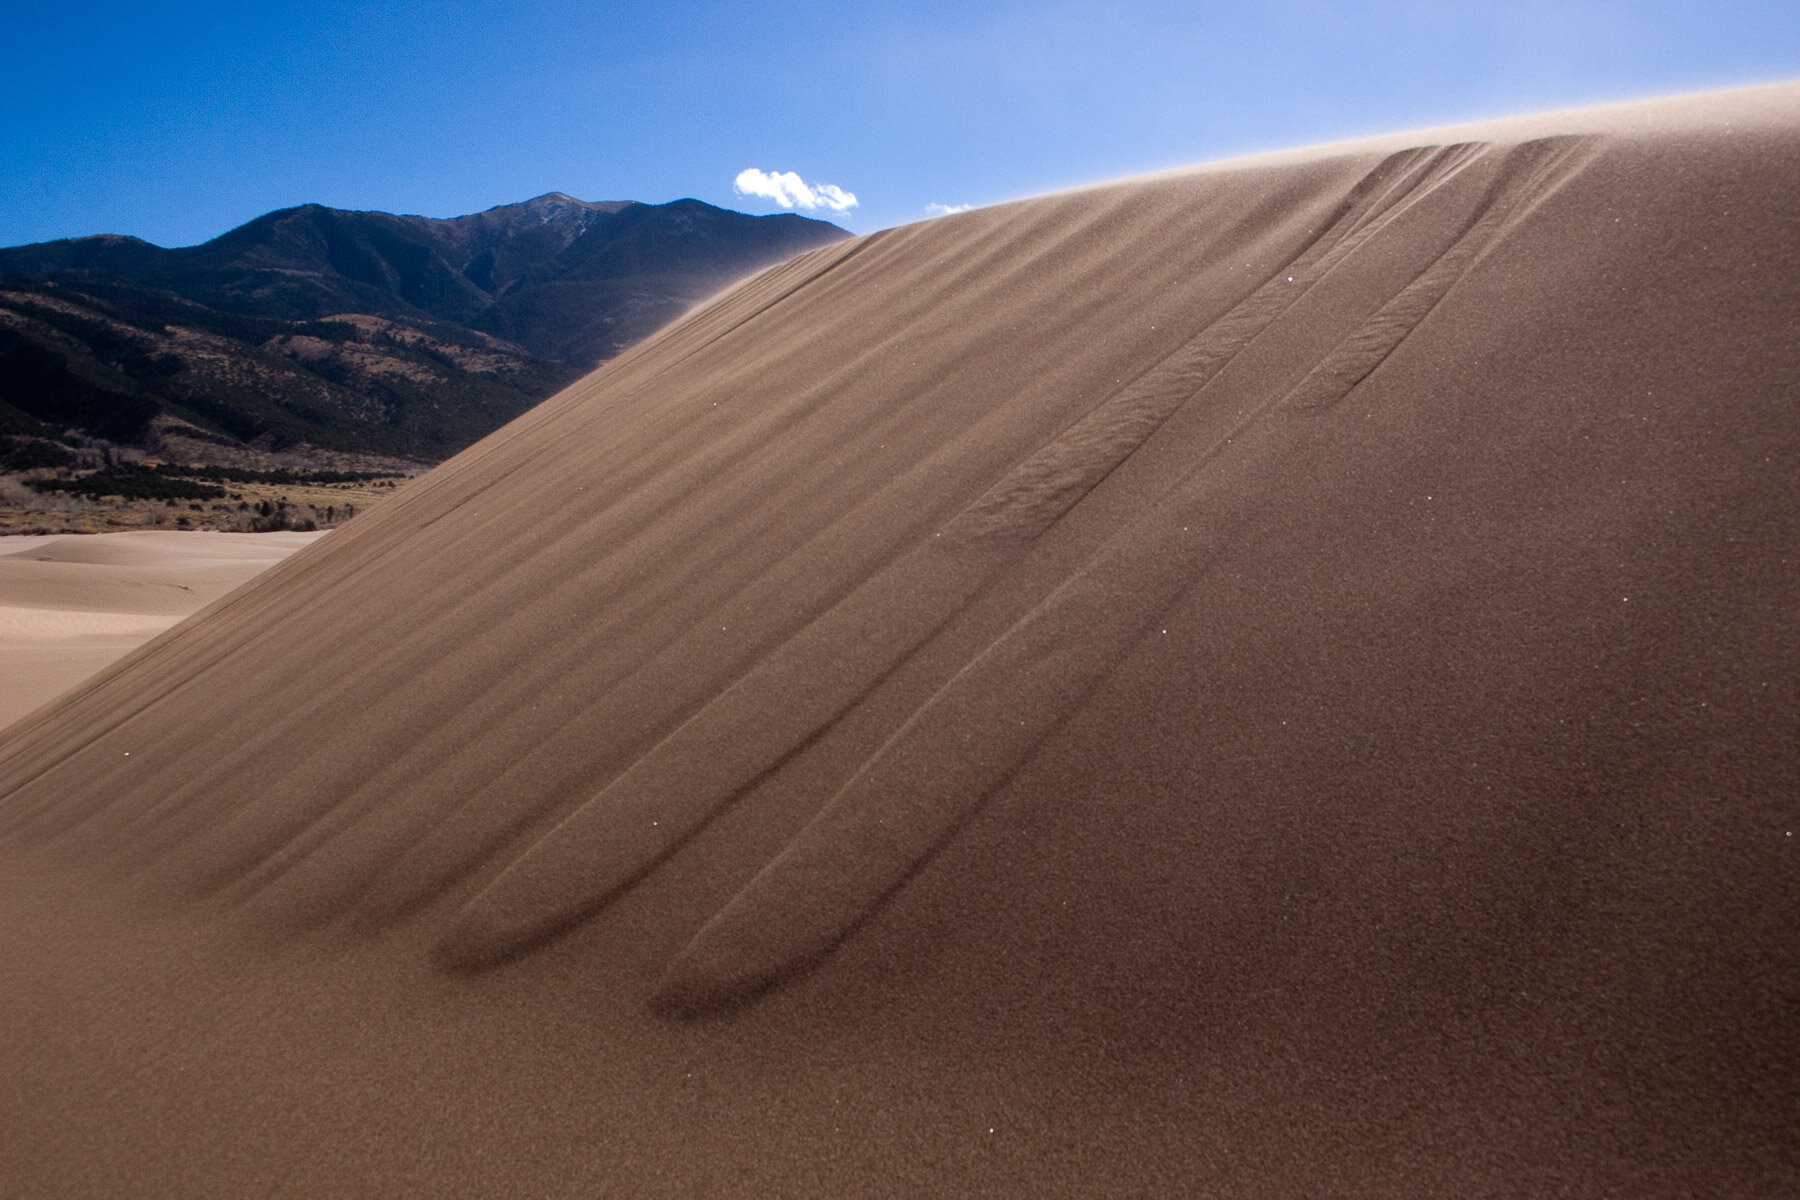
[3,0,1797,247]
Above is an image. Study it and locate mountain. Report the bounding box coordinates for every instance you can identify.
[0,195,848,459]
[0,194,849,368]
[3,85,1796,1195]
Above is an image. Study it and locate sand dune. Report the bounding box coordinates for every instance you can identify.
[3,84,1797,1196]
[0,531,322,730]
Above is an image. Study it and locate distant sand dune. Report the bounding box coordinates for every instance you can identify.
[0,531,321,729]
[2,85,1796,1197]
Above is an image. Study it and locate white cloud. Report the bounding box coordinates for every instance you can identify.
[925,202,972,217]
[734,168,859,213]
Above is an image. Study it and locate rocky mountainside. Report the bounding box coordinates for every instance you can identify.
[0,278,575,462]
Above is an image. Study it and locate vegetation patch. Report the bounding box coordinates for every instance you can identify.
[28,462,226,501]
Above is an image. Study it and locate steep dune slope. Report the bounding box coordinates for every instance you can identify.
[3,85,1797,1196]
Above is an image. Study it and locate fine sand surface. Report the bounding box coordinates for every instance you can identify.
[0,531,324,730]
[3,84,1797,1196]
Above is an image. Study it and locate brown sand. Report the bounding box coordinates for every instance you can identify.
[0,531,323,730]
[3,84,1797,1196]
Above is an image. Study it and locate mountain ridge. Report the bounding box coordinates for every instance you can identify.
[0,193,848,364]
[0,194,849,462]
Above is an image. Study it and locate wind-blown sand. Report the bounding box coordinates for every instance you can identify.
[0,531,323,729]
[2,84,1797,1196]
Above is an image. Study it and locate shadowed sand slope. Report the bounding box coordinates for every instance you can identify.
[2,85,1798,1196]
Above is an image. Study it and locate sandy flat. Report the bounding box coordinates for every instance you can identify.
[1,83,1797,1197]
[0,531,323,729]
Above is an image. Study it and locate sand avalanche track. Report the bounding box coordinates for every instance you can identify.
[3,86,1798,1196]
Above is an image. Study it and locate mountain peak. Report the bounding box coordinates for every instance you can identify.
[478,193,634,218]
[74,232,159,248]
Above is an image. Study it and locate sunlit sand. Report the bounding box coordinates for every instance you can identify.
[0,531,322,728]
